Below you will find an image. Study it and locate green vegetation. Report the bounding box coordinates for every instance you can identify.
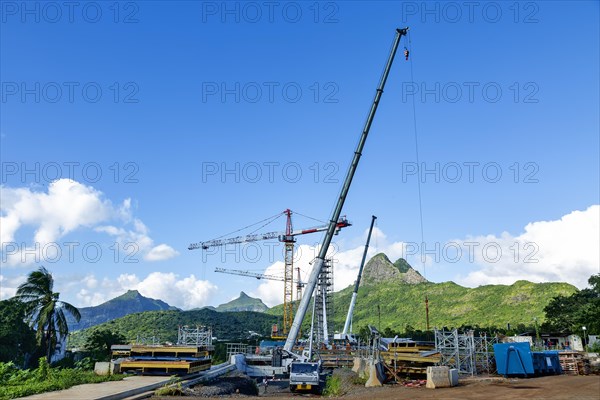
[393,257,412,273]
[0,358,123,400]
[215,291,269,312]
[84,329,127,361]
[323,375,343,397]
[0,300,36,364]
[268,279,576,333]
[154,377,183,396]
[14,267,81,362]
[69,308,279,348]
[543,274,600,335]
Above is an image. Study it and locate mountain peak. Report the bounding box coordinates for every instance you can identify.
[362,253,428,285]
[119,290,142,299]
[68,290,177,332]
[216,292,268,313]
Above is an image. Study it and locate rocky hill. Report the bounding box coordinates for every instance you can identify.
[362,253,428,285]
[215,291,269,312]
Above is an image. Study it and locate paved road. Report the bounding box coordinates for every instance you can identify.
[19,375,169,400]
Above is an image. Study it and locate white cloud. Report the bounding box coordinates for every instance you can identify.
[0,274,26,300]
[457,205,600,289]
[62,272,218,310]
[145,244,180,261]
[1,179,112,244]
[1,179,178,266]
[251,261,286,307]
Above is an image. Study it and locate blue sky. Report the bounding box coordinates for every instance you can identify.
[1,1,598,310]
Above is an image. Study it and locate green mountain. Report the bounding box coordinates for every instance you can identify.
[68,308,278,349]
[68,254,579,349]
[362,253,428,285]
[68,290,178,332]
[268,253,578,332]
[215,291,269,312]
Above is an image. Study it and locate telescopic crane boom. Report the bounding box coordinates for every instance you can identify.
[284,27,409,353]
[341,215,377,337]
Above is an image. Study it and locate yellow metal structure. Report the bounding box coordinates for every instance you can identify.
[283,241,294,336]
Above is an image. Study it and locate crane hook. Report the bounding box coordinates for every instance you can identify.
[404,47,409,61]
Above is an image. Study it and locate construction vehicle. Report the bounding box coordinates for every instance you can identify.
[283,28,409,391]
[334,215,377,344]
[289,360,323,393]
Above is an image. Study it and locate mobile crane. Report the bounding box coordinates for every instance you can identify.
[286,27,409,393]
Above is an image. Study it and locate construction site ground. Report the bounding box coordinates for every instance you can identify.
[152,373,600,400]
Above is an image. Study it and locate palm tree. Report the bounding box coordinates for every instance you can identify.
[15,266,81,362]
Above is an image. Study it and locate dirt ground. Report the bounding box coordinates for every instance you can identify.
[152,374,600,400]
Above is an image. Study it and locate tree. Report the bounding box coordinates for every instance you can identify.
[0,299,37,364]
[14,267,81,362]
[543,274,600,335]
[84,329,127,361]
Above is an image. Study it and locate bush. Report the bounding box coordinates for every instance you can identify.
[587,341,600,353]
[323,375,343,397]
[0,359,124,400]
[74,357,95,371]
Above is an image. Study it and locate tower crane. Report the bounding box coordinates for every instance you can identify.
[189,209,350,336]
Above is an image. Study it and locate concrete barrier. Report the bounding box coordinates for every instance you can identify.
[426,366,451,389]
[365,360,383,387]
[448,368,459,386]
[94,362,111,376]
[352,357,361,373]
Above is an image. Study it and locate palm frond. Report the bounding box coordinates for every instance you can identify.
[60,301,81,322]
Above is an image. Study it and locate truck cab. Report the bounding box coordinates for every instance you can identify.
[289,361,322,393]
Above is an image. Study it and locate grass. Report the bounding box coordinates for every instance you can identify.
[0,359,124,400]
[154,377,183,396]
[323,375,344,397]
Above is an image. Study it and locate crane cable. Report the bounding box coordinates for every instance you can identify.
[211,211,284,241]
[407,29,427,283]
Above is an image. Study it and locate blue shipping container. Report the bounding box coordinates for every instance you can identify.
[493,342,562,377]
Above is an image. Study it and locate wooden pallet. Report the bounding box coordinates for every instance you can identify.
[559,351,590,375]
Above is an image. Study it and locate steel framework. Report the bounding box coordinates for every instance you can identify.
[315,258,334,345]
[177,325,212,347]
[434,329,498,375]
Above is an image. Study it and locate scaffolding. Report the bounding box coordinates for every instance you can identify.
[226,342,254,359]
[434,329,498,375]
[135,334,161,345]
[315,258,334,345]
[177,325,212,347]
[474,333,499,374]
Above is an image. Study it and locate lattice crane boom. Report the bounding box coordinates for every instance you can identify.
[214,267,306,285]
[189,213,350,250]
